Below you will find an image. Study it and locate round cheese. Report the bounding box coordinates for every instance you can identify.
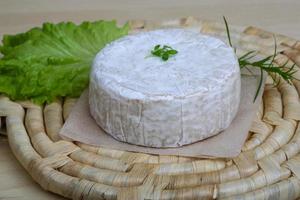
[89,29,241,147]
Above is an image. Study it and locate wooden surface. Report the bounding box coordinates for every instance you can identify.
[0,1,300,199]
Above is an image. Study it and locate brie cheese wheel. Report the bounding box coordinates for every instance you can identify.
[89,29,241,147]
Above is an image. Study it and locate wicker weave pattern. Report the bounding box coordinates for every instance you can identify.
[1,17,300,199]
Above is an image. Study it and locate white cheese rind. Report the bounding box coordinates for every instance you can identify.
[89,29,241,147]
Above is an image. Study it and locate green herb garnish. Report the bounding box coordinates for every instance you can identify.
[150,45,178,61]
[223,16,299,102]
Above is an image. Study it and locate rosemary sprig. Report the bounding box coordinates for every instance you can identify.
[151,45,178,61]
[223,16,299,102]
[223,16,233,48]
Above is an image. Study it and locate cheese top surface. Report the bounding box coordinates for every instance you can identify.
[93,29,239,99]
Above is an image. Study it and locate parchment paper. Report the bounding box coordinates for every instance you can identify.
[60,70,266,158]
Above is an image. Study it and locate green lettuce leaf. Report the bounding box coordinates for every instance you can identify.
[0,20,129,104]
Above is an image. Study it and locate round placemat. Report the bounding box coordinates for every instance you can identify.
[1,17,300,200]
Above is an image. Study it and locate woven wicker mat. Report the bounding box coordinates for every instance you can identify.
[1,17,300,200]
